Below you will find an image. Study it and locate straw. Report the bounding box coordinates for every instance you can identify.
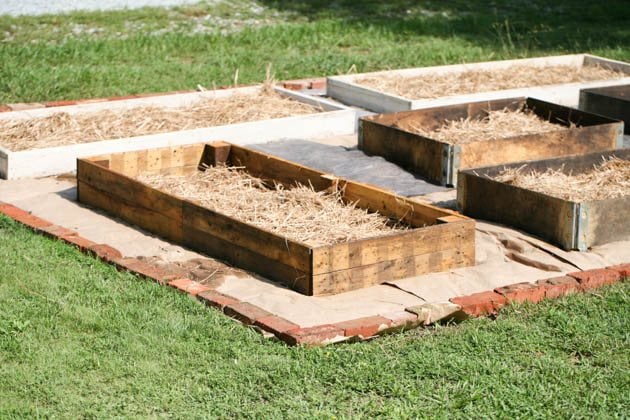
[493,157,630,201]
[399,108,568,144]
[138,165,409,247]
[358,65,625,98]
[0,86,319,152]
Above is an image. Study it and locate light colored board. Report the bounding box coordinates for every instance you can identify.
[2,108,358,179]
[327,54,630,113]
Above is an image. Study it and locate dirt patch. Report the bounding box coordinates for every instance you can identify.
[397,108,567,145]
[137,165,410,247]
[138,256,246,288]
[0,87,318,151]
[493,157,630,201]
[357,65,625,99]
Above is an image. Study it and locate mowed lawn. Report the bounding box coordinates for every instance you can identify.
[1,0,629,417]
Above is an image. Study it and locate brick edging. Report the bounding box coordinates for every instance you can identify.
[1,201,627,346]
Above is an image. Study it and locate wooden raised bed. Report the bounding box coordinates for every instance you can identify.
[359,97,624,186]
[457,149,630,251]
[0,85,356,180]
[77,142,475,296]
[579,84,629,134]
[327,54,630,113]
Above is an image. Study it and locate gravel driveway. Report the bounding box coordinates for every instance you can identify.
[1,0,203,17]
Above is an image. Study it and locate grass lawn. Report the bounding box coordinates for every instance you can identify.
[0,0,629,417]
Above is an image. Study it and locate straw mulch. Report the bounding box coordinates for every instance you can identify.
[138,166,409,247]
[399,108,566,144]
[357,65,625,98]
[493,157,630,201]
[1,88,318,152]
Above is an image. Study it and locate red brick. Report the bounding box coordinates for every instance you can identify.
[383,310,419,329]
[0,105,11,112]
[197,290,239,310]
[279,324,345,346]
[88,243,123,261]
[45,100,77,107]
[282,82,306,90]
[0,204,53,229]
[0,203,31,219]
[61,234,97,252]
[224,302,272,325]
[168,278,211,296]
[536,276,579,299]
[450,291,507,317]
[494,282,545,304]
[107,94,139,101]
[254,315,300,335]
[309,79,326,90]
[568,269,621,291]
[115,258,179,284]
[335,316,392,338]
[38,224,79,239]
[607,263,630,279]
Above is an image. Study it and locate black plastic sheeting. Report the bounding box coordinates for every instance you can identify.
[251,139,451,197]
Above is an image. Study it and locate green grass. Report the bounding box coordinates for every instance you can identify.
[1,0,628,102]
[1,2,629,416]
[1,215,628,417]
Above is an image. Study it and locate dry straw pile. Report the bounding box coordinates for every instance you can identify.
[399,108,566,144]
[0,86,318,151]
[138,166,408,247]
[494,157,630,201]
[358,65,625,98]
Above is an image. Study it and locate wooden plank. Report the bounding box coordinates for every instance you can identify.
[311,219,474,274]
[229,144,333,191]
[583,196,630,248]
[182,200,313,273]
[340,179,458,226]
[77,159,182,221]
[579,85,630,134]
[312,247,470,295]
[183,225,312,295]
[78,180,183,243]
[199,142,232,167]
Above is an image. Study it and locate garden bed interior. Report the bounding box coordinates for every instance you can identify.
[327,54,630,113]
[359,97,623,186]
[0,85,356,180]
[77,141,475,296]
[457,149,630,251]
[579,84,630,134]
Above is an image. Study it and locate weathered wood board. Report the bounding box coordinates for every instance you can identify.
[457,149,630,251]
[359,97,624,186]
[77,142,475,296]
[0,85,358,180]
[327,54,630,113]
[579,84,630,134]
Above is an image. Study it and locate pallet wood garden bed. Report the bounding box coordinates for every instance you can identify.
[457,149,630,251]
[77,141,476,296]
[327,54,630,113]
[359,97,623,186]
[0,85,357,179]
[579,84,629,134]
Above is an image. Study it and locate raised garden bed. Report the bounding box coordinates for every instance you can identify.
[457,149,630,251]
[77,141,476,296]
[359,97,624,186]
[0,85,357,179]
[327,54,630,113]
[579,84,629,134]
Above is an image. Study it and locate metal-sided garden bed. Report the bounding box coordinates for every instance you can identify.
[0,85,358,179]
[327,54,630,113]
[77,141,475,296]
[359,97,623,186]
[457,149,630,251]
[579,84,629,134]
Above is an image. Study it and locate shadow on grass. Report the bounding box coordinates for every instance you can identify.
[260,0,630,54]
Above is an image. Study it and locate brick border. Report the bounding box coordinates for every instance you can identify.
[0,78,327,112]
[0,201,627,346]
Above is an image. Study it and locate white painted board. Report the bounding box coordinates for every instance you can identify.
[327,54,630,113]
[0,86,357,179]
